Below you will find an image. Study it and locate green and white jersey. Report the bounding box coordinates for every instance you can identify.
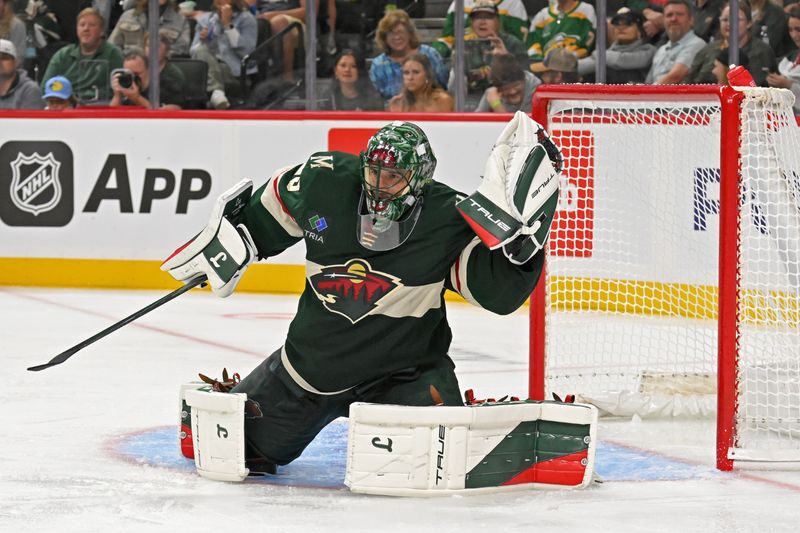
[241,151,543,393]
[433,0,529,58]
[526,1,596,62]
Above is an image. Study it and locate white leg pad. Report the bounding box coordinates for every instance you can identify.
[345,401,598,497]
[184,389,249,482]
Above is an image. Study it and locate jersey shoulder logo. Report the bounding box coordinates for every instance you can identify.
[309,259,401,323]
[309,155,334,170]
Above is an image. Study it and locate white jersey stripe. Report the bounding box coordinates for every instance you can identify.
[450,237,481,307]
[259,166,304,238]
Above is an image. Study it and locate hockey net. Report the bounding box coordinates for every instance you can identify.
[529,86,800,470]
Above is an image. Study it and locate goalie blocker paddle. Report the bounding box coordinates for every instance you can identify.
[27,275,208,372]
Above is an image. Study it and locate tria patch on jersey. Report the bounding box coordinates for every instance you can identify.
[309,259,401,323]
[304,213,330,244]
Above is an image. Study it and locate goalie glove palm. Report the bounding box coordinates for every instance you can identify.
[457,111,562,264]
[161,180,257,298]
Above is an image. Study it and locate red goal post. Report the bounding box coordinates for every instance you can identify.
[529,85,800,471]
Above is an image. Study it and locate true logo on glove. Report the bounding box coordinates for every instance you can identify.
[371,437,393,452]
[467,198,513,233]
[216,424,228,439]
[209,252,227,268]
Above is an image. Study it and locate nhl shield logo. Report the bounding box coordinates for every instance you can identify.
[310,259,401,323]
[10,152,62,216]
[0,141,73,227]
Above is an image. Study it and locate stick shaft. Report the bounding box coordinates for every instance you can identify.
[27,276,208,372]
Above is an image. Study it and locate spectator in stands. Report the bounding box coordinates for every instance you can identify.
[750,0,790,57]
[688,3,775,87]
[387,52,453,112]
[447,0,528,96]
[249,0,319,83]
[711,47,750,84]
[370,9,448,101]
[645,0,705,84]
[93,0,124,34]
[767,6,800,112]
[526,0,596,72]
[0,39,43,108]
[432,0,529,59]
[13,0,65,74]
[41,7,123,103]
[109,0,190,57]
[190,0,256,109]
[110,47,183,109]
[578,7,656,83]
[536,46,580,84]
[474,52,540,113]
[147,30,186,104]
[693,0,725,42]
[642,6,666,45]
[41,75,78,109]
[0,0,25,60]
[322,48,382,110]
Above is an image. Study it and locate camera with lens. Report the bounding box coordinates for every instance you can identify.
[111,68,136,89]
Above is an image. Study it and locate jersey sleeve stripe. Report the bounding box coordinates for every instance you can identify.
[259,168,303,238]
[450,237,481,307]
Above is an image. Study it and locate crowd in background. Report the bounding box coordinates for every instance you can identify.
[2,0,800,112]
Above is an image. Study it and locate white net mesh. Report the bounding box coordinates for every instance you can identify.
[734,89,800,460]
[540,89,800,461]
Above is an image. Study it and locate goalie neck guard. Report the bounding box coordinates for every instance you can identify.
[357,121,436,251]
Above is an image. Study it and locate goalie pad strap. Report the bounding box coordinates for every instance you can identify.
[345,401,598,496]
[185,389,249,482]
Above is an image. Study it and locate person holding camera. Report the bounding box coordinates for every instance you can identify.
[447,0,528,101]
[110,47,184,109]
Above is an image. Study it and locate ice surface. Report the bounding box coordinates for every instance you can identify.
[2,287,799,532]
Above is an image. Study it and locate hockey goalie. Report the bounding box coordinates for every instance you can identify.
[164,112,598,494]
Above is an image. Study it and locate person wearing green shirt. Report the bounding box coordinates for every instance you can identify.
[432,0,529,58]
[41,7,123,103]
[526,0,597,69]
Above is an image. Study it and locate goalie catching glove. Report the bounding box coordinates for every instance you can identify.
[161,179,258,298]
[457,111,563,265]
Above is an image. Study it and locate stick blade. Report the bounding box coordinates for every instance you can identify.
[27,361,60,372]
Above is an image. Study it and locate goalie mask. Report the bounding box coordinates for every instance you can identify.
[357,121,437,251]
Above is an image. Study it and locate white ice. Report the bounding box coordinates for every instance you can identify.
[2,287,799,533]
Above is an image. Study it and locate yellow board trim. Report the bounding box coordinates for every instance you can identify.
[3,259,795,325]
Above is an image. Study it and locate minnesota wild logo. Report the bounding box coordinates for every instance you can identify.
[309,259,401,323]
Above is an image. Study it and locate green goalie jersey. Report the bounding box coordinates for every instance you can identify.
[240,151,543,393]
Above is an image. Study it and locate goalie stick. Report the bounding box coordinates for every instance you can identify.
[27,275,208,372]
